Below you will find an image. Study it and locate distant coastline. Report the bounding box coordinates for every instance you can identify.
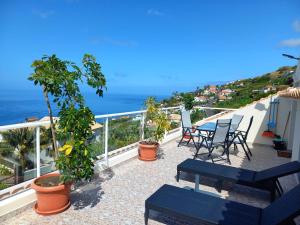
[0,90,169,126]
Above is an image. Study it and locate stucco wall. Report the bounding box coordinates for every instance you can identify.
[209,96,293,146]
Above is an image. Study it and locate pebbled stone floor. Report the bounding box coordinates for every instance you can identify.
[2,140,298,225]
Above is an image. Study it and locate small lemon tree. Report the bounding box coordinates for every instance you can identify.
[144,97,171,144]
[29,54,106,183]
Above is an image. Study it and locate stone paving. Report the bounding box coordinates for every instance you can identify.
[2,139,299,225]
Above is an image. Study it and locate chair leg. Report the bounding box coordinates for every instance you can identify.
[234,143,237,151]
[193,138,204,159]
[177,135,185,147]
[176,169,180,182]
[270,187,276,201]
[276,179,284,195]
[240,143,251,161]
[210,151,214,163]
[193,148,199,159]
[238,136,250,161]
[226,147,231,164]
[144,208,149,225]
[285,219,297,225]
[275,184,282,197]
[190,136,198,149]
[208,147,214,157]
[178,129,188,147]
[207,147,215,163]
[186,136,192,145]
[244,142,252,156]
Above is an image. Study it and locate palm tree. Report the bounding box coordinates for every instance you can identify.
[1,128,34,170]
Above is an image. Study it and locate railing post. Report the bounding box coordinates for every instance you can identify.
[36,126,41,177]
[140,112,145,141]
[104,117,109,166]
[164,109,168,140]
[179,106,183,133]
[13,164,17,185]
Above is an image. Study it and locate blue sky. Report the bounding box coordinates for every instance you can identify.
[0,0,299,95]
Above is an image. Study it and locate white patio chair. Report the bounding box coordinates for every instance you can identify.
[194,119,232,164]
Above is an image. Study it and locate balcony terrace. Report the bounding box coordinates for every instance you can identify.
[1,92,300,225]
[1,140,298,225]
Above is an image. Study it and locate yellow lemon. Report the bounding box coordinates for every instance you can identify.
[65,145,73,156]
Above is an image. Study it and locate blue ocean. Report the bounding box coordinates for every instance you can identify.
[0,90,168,126]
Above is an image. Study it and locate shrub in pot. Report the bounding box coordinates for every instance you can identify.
[182,93,197,138]
[182,93,194,111]
[139,97,171,161]
[28,54,106,215]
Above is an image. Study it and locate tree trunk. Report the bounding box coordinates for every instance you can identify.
[42,86,58,159]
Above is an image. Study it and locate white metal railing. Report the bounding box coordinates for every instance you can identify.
[0,106,235,195]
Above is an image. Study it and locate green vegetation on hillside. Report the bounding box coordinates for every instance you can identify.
[161,65,296,109]
[216,66,294,108]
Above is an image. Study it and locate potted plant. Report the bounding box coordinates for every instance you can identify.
[28,54,106,215]
[182,93,194,111]
[182,93,196,139]
[138,97,171,161]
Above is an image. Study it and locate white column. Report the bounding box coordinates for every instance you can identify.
[104,117,109,166]
[292,102,300,163]
[36,126,41,177]
[164,109,168,140]
[140,113,145,140]
[288,101,297,150]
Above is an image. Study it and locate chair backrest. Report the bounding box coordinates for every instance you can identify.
[181,110,192,128]
[230,114,244,131]
[254,161,300,182]
[243,116,254,141]
[212,119,231,144]
[260,184,300,225]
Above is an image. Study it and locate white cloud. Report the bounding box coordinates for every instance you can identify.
[293,20,300,32]
[280,38,300,47]
[32,9,55,19]
[147,8,165,17]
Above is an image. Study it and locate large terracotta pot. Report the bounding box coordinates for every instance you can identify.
[31,173,71,215]
[138,142,159,161]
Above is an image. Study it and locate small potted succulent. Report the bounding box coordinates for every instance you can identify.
[138,97,171,161]
[28,54,106,215]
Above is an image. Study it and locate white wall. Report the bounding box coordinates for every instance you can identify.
[292,102,300,162]
[208,96,293,146]
[293,60,300,87]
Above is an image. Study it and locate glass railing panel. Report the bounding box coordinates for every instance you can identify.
[0,128,37,190]
[166,108,181,132]
[191,108,207,124]
[108,114,141,152]
[193,107,228,123]
[39,126,60,176]
[89,118,105,159]
[144,114,155,140]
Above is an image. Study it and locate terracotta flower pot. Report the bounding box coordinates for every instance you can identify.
[138,141,159,161]
[31,173,71,215]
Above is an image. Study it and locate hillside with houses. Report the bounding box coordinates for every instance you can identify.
[161,65,296,109]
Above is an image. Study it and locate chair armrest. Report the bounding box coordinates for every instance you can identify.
[236,130,246,134]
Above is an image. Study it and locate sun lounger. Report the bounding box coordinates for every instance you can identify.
[177,159,300,201]
[145,184,300,225]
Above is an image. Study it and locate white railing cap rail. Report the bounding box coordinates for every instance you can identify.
[95,110,145,119]
[0,106,234,131]
[0,120,51,131]
[95,106,182,119]
[194,106,237,111]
